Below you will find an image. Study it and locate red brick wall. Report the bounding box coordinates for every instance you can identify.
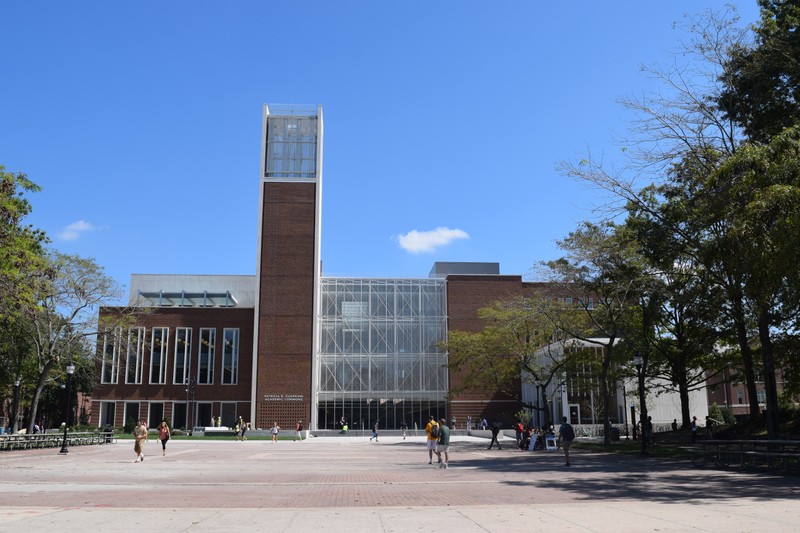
[445,276,547,425]
[91,307,254,428]
[255,181,317,430]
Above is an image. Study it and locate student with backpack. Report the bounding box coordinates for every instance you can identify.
[558,416,575,466]
[425,416,439,464]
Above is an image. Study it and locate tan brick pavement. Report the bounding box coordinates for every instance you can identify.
[0,436,798,532]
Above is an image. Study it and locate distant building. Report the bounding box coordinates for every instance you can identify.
[89,104,708,432]
[91,105,536,431]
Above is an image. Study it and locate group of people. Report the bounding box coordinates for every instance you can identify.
[130,414,579,468]
[425,415,451,468]
[133,419,172,462]
[234,417,250,441]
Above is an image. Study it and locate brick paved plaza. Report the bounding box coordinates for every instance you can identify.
[0,435,798,532]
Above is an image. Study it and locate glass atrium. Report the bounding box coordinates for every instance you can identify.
[316,278,448,431]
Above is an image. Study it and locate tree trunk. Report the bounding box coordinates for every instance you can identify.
[757,311,781,439]
[677,370,691,429]
[731,293,761,419]
[601,345,613,446]
[25,359,56,433]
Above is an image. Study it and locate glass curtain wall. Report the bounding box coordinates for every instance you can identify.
[317,278,448,431]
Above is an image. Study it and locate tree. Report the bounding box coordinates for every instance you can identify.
[542,222,644,445]
[710,127,800,437]
[719,0,800,142]
[24,252,129,432]
[0,167,50,324]
[444,296,578,428]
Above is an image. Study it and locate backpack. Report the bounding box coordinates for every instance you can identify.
[562,424,575,441]
[430,423,440,439]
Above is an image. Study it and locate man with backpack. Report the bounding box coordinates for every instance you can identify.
[557,416,575,466]
[425,415,439,464]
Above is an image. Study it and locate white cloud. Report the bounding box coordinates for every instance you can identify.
[396,227,469,254]
[58,220,97,241]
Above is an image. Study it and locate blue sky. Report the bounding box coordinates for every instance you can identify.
[1,2,760,301]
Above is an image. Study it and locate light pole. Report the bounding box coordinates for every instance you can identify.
[59,363,76,454]
[633,353,647,455]
[534,380,541,427]
[12,378,21,433]
[184,377,190,431]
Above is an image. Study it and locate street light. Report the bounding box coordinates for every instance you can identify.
[59,363,76,454]
[534,380,541,427]
[632,353,647,455]
[12,378,21,433]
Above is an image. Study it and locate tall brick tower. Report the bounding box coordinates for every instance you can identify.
[253,104,322,430]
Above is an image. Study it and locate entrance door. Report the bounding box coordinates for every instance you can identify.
[220,403,237,427]
[173,402,188,430]
[124,402,140,427]
[99,402,116,428]
[196,402,212,429]
[149,402,164,429]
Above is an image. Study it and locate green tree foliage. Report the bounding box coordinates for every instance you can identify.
[443,296,578,429]
[0,166,49,324]
[24,252,128,432]
[709,127,800,437]
[543,222,645,445]
[719,0,800,142]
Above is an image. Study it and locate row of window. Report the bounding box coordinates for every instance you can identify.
[100,327,240,386]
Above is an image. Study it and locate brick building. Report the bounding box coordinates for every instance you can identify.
[90,105,581,431]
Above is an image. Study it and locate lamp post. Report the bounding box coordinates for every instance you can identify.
[184,377,190,431]
[534,380,541,427]
[633,353,647,455]
[59,363,76,454]
[12,378,21,433]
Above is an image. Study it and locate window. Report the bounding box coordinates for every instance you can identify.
[198,328,216,385]
[757,389,766,404]
[173,328,192,385]
[587,298,594,310]
[126,327,145,384]
[149,327,169,384]
[222,328,239,385]
[101,328,120,384]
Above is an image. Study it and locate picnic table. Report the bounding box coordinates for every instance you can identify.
[684,439,800,473]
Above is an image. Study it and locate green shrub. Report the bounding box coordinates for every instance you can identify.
[123,417,136,434]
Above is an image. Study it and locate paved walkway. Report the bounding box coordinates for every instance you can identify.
[0,435,797,532]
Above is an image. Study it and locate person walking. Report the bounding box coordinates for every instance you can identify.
[370,421,379,442]
[241,422,249,441]
[400,419,408,440]
[295,421,303,441]
[705,416,715,439]
[158,421,170,456]
[236,416,245,441]
[425,416,440,464]
[271,422,280,443]
[557,416,575,466]
[691,416,698,443]
[487,421,501,450]
[133,419,147,463]
[435,418,451,468]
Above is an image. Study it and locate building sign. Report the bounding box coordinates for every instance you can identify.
[264,394,304,402]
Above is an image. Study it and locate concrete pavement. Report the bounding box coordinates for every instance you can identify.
[0,435,797,532]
